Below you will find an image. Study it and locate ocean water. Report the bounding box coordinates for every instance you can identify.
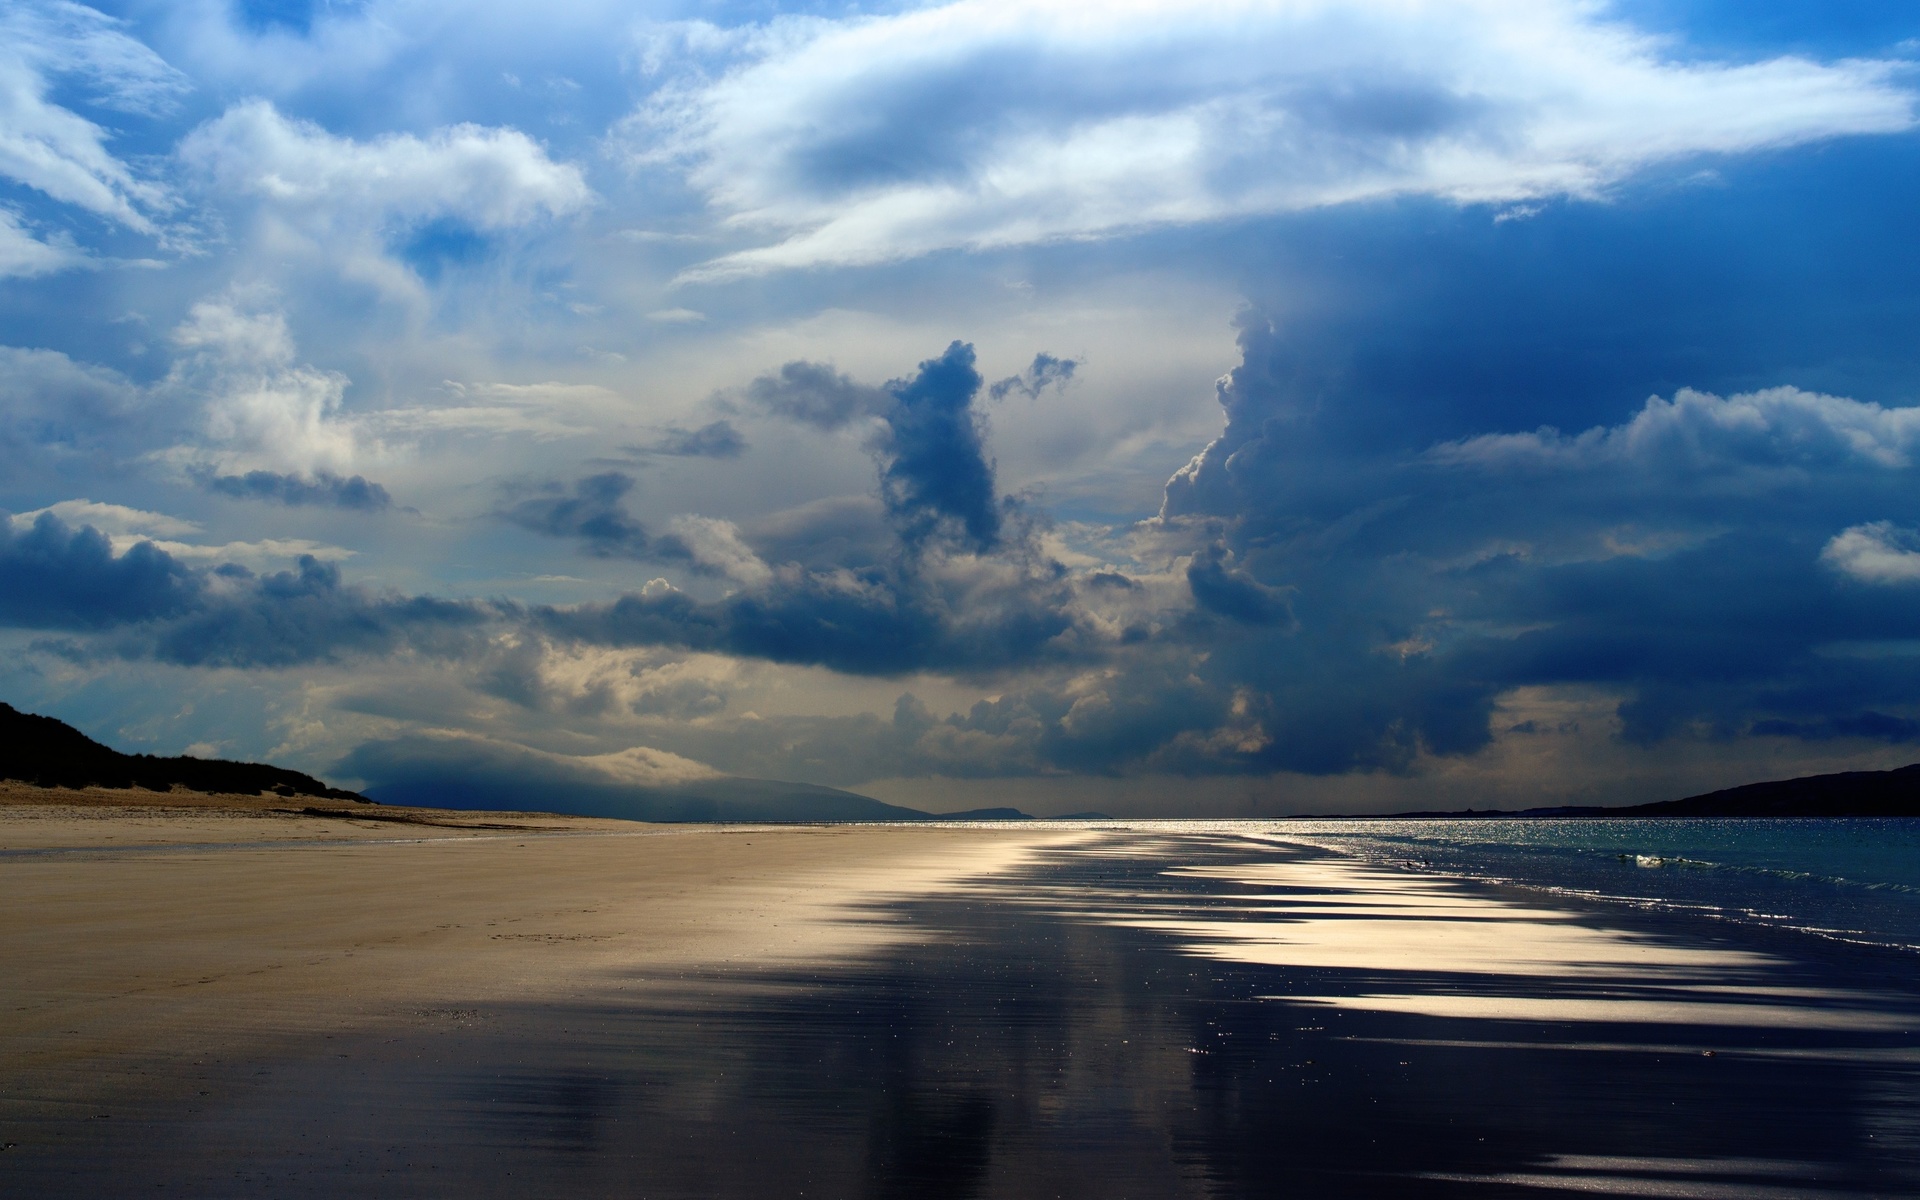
[1230,817,1920,955]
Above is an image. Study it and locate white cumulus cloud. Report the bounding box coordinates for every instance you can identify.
[181,100,592,233]
[667,514,775,588]
[1430,386,1920,474]
[626,0,1915,278]
[166,295,367,475]
[1822,522,1920,585]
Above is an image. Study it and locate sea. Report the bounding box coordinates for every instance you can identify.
[1242,816,1920,955]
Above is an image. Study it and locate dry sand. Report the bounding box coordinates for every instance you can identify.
[1,786,1078,1136]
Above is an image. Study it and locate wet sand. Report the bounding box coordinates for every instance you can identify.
[5,800,1918,1196]
[1,790,1073,1184]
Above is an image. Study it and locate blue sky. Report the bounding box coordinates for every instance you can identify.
[2,0,1918,814]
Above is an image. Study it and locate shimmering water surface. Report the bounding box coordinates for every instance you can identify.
[18,825,1920,1198]
[1259,817,1920,953]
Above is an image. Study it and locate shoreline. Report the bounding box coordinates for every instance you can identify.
[2,796,1082,1145]
[6,801,1917,1194]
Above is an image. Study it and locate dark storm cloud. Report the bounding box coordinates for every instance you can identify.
[497,472,656,558]
[1184,544,1294,627]
[200,469,393,510]
[749,342,1008,552]
[1132,166,1920,771]
[1749,713,1920,743]
[144,556,486,669]
[0,512,200,628]
[538,343,1080,675]
[877,341,1002,553]
[536,560,1076,677]
[0,513,488,668]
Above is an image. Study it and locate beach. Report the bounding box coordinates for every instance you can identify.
[5,796,1918,1196]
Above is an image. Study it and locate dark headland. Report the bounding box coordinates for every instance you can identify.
[0,702,1034,822]
[1367,762,1920,819]
[0,701,366,801]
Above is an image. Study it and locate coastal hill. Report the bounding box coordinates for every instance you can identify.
[0,701,366,801]
[1384,762,1920,819]
[0,703,1033,822]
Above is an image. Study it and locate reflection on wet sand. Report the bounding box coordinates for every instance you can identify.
[1097,857,1915,1030]
[8,826,1919,1197]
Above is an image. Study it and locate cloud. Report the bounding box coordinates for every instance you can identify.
[1140,304,1920,770]
[166,295,368,474]
[0,2,182,240]
[641,419,745,458]
[1751,711,1920,743]
[633,0,1916,277]
[746,343,1009,554]
[535,341,1095,675]
[177,99,591,289]
[3,1,191,117]
[739,495,893,570]
[7,505,355,574]
[0,208,82,278]
[0,345,145,451]
[1431,386,1920,474]
[498,471,655,558]
[1185,543,1295,626]
[199,468,393,510]
[989,352,1078,401]
[376,381,620,441]
[537,558,1078,677]
[347,730,722,793]
[182,100,590,230]
[0,511,201,629]
[665,515,773,587]
[878,341,1002,553]
[12,499,201,539]
[1822,522,1920,585]
[0,511,485,666]
[745,359,889,430]
[141,556,486,669]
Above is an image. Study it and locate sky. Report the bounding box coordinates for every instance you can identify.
[2,0,1919,815]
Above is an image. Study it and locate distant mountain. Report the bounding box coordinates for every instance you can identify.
[1373,763,1920,820]
[367,771,935,823]
[0,701,1040,822]
[342,732,1033,823]
[0,702,365,801]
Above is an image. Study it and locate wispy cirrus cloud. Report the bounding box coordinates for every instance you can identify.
[629,0,1916,279]
[0,0,189,272]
